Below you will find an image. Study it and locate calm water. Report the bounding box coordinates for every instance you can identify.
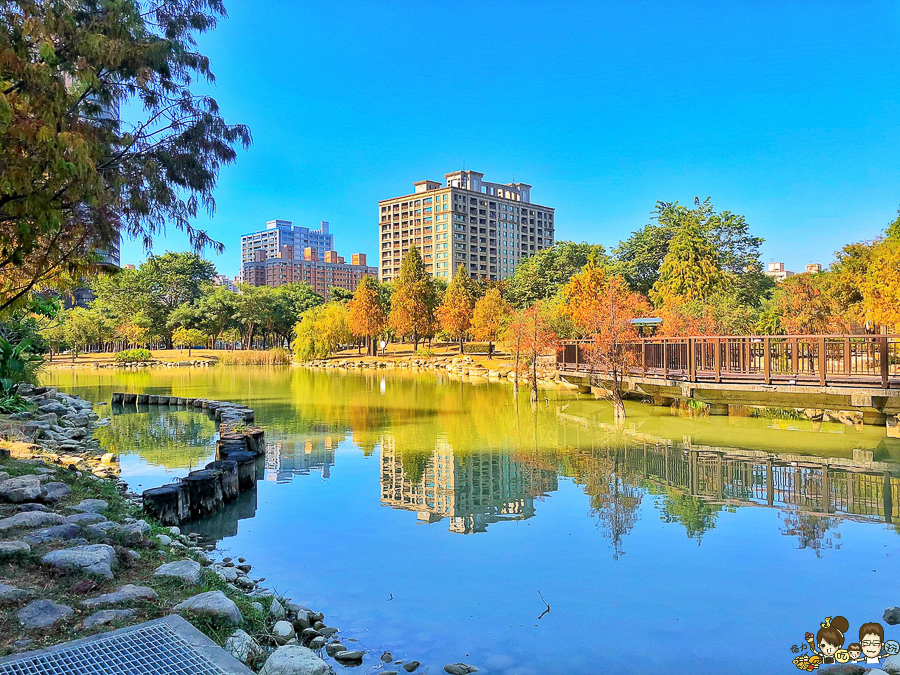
[46,367,900,675]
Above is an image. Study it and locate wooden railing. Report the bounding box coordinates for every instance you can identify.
[557,335,900,388]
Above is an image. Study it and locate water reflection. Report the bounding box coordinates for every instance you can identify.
[380,436,558,533]
[264,436,337,483]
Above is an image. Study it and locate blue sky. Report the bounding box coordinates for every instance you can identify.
[121,0,900,277]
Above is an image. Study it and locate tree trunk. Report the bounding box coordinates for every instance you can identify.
[487,342,493,359]
[530,350,538,405]
[459,337,464,354]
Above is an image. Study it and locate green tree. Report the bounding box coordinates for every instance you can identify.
[650,223,724,308]
[235,285,274,349]
[141,253,215,346]
[0,0,250,312]
[196,287,240,347]
[614,197,763,296]
[506,242,610,307]
[388,247,437,350]
[436,265,476,353]
[171,327,208,357]
[292,303,351,361]
[271,283,324,345]
[60,308,101,359]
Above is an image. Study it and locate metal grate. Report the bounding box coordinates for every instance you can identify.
[0,623,227,675]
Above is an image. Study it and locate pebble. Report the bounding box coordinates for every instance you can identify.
[403,661,421,672]
[382,651,394,663]
[325,643,346,657]
[334,650,365,663]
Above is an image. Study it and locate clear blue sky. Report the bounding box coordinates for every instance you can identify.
[120,0,900,277]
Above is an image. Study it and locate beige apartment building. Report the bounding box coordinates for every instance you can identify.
[378,170,555,283]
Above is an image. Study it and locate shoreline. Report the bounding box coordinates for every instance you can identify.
[0,384,444,674]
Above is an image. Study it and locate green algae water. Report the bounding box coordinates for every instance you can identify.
[45,366,900,675]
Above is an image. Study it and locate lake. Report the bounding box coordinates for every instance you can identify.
[45,366,900,675]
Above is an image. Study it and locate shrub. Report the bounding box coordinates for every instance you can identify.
[462,342,493,354]
[114,349,153,363]
[416,347,436,357]
[219,348,292,365]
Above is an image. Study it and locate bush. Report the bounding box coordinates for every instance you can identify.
[219,348,292,365]
[114,349,153,363]
[462,342,493,355]
[416,347,436,357]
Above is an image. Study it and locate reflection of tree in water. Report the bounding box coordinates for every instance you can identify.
[96,411,216,469]
[779,510,841,558]
[657,491,724,544]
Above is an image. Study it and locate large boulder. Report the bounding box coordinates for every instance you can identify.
[884,606,900,625]
[153,559,203,585]
[0,511,66,532]
[83,584,158,607]
[70,499,108,514]
[259,646,335,675]
[0,476,45,503]
[40,482,72,503]
[18,599,73,629]
[0,540,30,559]
[175,591,242,626]
[41,544,117,580]
[883,655,900,674]
[37,400,67,416]
[24,523,82,545]
[272,620,296,645]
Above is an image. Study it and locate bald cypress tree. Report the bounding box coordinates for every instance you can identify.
[650,223,724,308]
[388,247,437,351]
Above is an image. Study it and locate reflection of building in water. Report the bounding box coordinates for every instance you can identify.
[380,435,558,533]
[264,435,340,483]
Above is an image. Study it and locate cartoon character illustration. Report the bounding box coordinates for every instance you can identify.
[792,653,822,671]
[859,622,887,664]
[805,616,850,666]
[845,643,862,663]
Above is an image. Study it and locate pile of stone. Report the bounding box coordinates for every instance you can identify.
[3,385,119,478]
[93,359,214,369]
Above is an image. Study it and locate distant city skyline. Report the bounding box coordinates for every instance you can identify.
[116,0,900,277]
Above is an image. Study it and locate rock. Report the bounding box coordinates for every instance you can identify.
[175,591,242,626]
[325,643,346,657]
[313,620,325,631]
[0,582,34,601]
[225,629,262,664]
[17,503,49,512]
[215,566,239,583]
[300,627,321,643]
[234,576,255,591]
[0,510,66,532]
[11,639,33,651]
[83,584,158,607]
[883,655,900,673]
[0,540,30,559]
[168,526,181,536]
[884,607,900,625]
[18,599,73,629]
[259,645,335,675]
[309,636,327,650]
[37,400,67,415]
[71,499,108,514]
[864,670,888,675]
[120,520,150,544]
[403,661,420,672]
[0,476,44,503]
[83,609,135,628]
[156,534,172,546]
[444,665,479,675]
[292,608,312,630]
[334,650,364,663]
[382,652,394,663]
[25,523,82,544]
[250,602,264,613]
[319,627,338,638]
[40,482,72,503]
[154,559,203,585]
[270,598,287,620]
[66,512,106,525]
[42,544,117,579]
[273,620,297,644]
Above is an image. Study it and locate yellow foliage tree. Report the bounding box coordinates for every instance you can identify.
[436,265,476,353]
[472,287,512,358]
[388,247,437,350]
[860,239,900,331]
[348,276,387,356]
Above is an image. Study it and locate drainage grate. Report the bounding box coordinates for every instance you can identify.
[0,622,228,675]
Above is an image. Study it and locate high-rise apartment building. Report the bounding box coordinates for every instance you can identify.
[241,220,334,269]
[378,170,555,283]
[240,219,377,298]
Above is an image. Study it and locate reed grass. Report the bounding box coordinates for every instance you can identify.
[217,348,292,366]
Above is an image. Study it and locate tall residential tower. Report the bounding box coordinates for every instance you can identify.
[378,170,555,283]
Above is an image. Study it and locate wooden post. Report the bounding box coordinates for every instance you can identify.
[764,337,771,384]
[884,472,893,525]
[142,483,189,525]
[227,451,259,492]
[183,469,224,520]
[819,336,827,386]
[663,341,669,379]
[206,460,240,502]
[714,338,721,382]
[791,337,799,377]
[843,337,851,376]
[688,338,696,382]
[766,459,774,506]
[880,336,889,388]
[641,341,647,374]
